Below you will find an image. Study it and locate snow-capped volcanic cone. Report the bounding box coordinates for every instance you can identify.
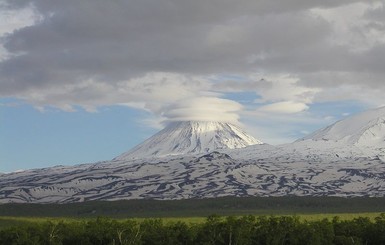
[115,121,263,160]
[300,106,385,147]
[293,106,385,159]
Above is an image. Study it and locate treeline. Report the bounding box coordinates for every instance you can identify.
[1,214,385,245]
[2,197,385,218]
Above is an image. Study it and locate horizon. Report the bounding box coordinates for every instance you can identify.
[1,0,385,172]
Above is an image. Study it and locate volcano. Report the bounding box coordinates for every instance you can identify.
[115,121,263,160]
[300,106,385,148]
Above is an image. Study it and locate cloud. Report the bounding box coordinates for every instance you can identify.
[313,82,385,107]
[0,1,333,95]
[163,97,242,124]
[250,75,319,104]
[1,0,385,145]
[258,101,309,114]
[214,78,272,92]
[0,70,212,114]
[241,108,334,144]
[0,5,37,36]
[0,1,381,98]
[364,2,385,22]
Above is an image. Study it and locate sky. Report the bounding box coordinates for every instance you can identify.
[1,0,385,172]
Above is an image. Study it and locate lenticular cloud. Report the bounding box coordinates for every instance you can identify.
[163,97,242,124]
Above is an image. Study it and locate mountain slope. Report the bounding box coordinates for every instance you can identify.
[1,151,385,203]
[115,121,263,160]
[300,106,385,147]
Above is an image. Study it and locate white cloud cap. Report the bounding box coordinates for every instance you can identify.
[163,97,242,124]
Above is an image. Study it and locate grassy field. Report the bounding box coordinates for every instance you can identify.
[1,212,384,230]
[1,197,384,229]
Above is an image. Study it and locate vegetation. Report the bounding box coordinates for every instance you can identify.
[1,214,385,244]
[0,213,383,228]
[1,196,385,218]
[1,197,384,244]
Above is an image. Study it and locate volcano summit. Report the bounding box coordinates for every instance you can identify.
[116,121,263,160]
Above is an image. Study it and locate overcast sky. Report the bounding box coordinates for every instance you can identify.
[1,0,384,172]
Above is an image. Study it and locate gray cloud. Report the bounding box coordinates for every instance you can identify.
[1,1,332,87]
[215,79,272,92]
[364,3,385,21]
[1,0,385,117]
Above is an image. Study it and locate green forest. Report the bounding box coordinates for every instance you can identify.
[1,214,385,245]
